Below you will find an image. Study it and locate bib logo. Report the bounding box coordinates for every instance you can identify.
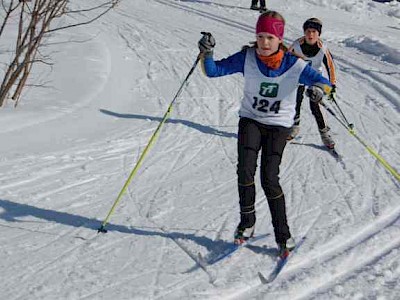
[259,83,279,98]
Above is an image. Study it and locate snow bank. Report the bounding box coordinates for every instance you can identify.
[303,0,400,18]
[343,35,400,64]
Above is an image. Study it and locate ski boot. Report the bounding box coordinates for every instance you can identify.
[319,126,335,149]
[250,0,259,10]
[287,125,300,141]
[277,237,296,258]
[234,225,255,245]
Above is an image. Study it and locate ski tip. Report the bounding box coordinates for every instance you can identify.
[258,271,270,284]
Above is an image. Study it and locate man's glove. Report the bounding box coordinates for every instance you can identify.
[306,85,325,103]
[198,32,215,56]
[328,85,337,101]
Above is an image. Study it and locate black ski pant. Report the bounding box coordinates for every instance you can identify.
[237,117,291,244]
[251,0,266,8]
[294,85,327,130]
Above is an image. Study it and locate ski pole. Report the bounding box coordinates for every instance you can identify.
[321,101,400,182]
[347,129,400,182]
[98,54,202,233]
[320,101,350,130]
[329,94,353,128]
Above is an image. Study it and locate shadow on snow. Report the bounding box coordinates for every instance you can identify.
[0,199,276,270]
[100,109,237,139]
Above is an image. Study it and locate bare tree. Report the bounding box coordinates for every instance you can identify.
[0,0,120,107]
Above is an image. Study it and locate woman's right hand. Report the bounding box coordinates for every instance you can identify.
[198,32,216,55]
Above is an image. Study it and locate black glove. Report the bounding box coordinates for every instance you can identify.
[328,85,337,101]
[198,32,215,56]
[306,85,325,103]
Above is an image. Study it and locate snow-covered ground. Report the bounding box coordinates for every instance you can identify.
[1,0,399,299]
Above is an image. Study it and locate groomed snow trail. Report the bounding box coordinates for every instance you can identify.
[0,0,399,299]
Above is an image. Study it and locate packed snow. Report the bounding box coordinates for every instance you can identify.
[0,0,399,299]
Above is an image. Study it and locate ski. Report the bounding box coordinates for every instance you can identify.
[258,252,289,284]
[290,137,343,162]
[199,234,269,266]
[326,146,343,162]
[258,237,306,284]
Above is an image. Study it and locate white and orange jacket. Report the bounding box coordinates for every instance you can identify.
[289,37,336,87]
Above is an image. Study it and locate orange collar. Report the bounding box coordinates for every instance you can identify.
[256,49,284,70]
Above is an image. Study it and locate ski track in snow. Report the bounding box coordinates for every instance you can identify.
[1,0,399,299]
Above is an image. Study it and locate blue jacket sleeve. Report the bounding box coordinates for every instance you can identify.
[299,64,331,87]
[203,50,246,77]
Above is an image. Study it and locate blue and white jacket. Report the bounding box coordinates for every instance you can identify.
[202,48,331,128]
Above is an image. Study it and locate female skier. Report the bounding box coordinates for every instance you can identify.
[198,11,332,254]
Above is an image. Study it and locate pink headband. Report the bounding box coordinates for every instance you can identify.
[256,17,285,39]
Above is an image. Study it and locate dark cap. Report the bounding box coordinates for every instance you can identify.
[303,18,322,34]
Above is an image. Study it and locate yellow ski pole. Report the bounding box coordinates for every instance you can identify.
[98,54,201,233]
[321,101,399,182]
[347,129,400,182]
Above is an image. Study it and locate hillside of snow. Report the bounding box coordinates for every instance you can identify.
[0,0,399,299]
